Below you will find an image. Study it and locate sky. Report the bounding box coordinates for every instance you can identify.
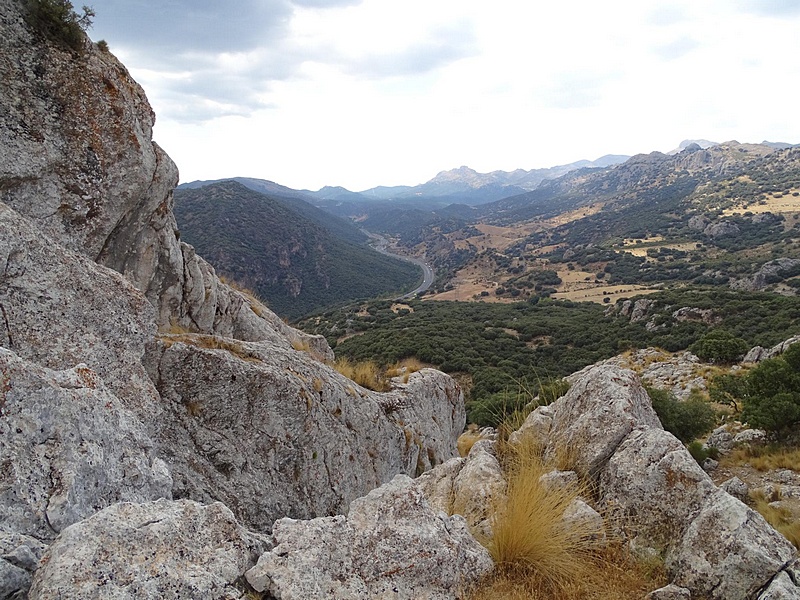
[90,0,800,192]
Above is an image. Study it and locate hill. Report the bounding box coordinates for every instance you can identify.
[173,181,421,318]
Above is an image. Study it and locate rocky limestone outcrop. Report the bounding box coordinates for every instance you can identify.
[744,334,800,363]
[0,0,327,355]
[144,337,465,531]
[513,365,800,599]
[244,475,493,599]
[415,439,506,540]
[731,258,800,293]
[1,4,471,597]
[28,499,268,600]
[0,349,171,542]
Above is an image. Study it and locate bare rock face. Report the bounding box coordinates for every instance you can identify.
[144,337,465,532]
[548,366,662,478]
[0,0,328,355]
[0,202,160,412]
[0,349,171,541]
[244,475,493,600]
[28,499,268,600]
[415,439,506,540]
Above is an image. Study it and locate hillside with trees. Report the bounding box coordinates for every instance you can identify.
[173,181,421,318]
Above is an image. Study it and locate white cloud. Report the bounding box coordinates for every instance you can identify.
[92,0,800,190]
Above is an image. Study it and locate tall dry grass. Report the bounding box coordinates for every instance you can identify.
[333,357,390,392]
[750,490,800,549]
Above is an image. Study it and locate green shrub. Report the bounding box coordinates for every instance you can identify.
[690,329,749,363]
[26,0,95,51]
[646,387,717,443]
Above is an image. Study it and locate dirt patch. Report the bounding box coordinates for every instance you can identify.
[391,303,413,313]
[552,285,659,304]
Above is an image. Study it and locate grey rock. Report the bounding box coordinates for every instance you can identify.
[416,440,506,540]
[600,428,715,549]
[29,499,267,600]
[688,215,709,231]
[672,307,720,325]
[758,570,800,599]
[645,583,692,599]
[733,428,767,446]
[0,558,29,600]
[704,220,740,238]
[144,338,464,532]
[630,299,654,322]
[245,475,493,600]
[508,403,554,447]
[547,366,662,479]
[731,259,800,292]
[563,498,605,542]
[701,458,719,473]
[744,346,768,363]
[539,470,580,492]
[668,490,796,599]
[0,202,160,412]
[705,426,735,453]
[720,477,749,503]
[0,349,171,540]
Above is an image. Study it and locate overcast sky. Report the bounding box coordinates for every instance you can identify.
[90,0,800,191]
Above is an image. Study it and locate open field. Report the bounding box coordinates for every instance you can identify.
[552,284,659,304]
[722,188,800,216]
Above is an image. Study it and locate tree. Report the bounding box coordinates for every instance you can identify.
[25,0,95,51]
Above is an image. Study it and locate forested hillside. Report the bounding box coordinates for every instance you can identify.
[173,181,421,318]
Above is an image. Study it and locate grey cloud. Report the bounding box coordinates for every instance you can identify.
[92,0,293,56]
[344,21,478,78]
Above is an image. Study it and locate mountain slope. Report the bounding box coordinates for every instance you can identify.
[173,181,421,318]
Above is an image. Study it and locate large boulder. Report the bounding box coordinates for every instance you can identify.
[28,499,268,600]
[416,439,507,540]
[144,337,465,532]
[245,475,493,599]
[547,366,662,478]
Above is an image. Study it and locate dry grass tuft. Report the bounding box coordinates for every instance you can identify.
[291,338,311,352]
[469,435,663,598]
[159,333,262,363]
[458,425,483,457]
[750,490,800,549]
[385,357,426,380]
[334,357,390,392]
[721,445,800,472]
[486,439,598,593]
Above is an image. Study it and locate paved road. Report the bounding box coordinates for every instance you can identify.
[363,230,434,299]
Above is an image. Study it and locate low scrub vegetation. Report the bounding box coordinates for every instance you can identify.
[25,0,94,51]
[645,387,717,443]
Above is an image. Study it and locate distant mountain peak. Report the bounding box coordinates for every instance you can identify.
[668,139,718,155]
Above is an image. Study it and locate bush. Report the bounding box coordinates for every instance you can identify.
[25,0,95,51]
[740,344,800,434]
[690,329,749,363]
[646,387,716,443]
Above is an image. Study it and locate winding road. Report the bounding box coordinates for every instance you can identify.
[363,230,434,299]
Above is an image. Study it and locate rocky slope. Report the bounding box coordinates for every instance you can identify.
[0,2,466,597]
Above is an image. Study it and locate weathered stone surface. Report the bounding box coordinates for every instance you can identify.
[600,428,715,549]
[704,220,740,238]
[508,404,554,447]
[549,366,662,478]
[144,338,464,532]
[645,583,692,600]
[720,477,750,503]
[563,498,605,542]
[730,258,800,292]
[0,349,171,541]
[668,490,796,599]
[0,1,328,357]
[0,532,47,599]
[0,202,160,412]
[245,475,493,599]
[705,425,736,453]
[29,499,267,600]
[758,560,800,600]
[416,440,506,540]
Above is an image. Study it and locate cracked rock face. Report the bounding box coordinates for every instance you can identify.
[145,337,465,532]
[28,499,268,600]
[245,475,493,600]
